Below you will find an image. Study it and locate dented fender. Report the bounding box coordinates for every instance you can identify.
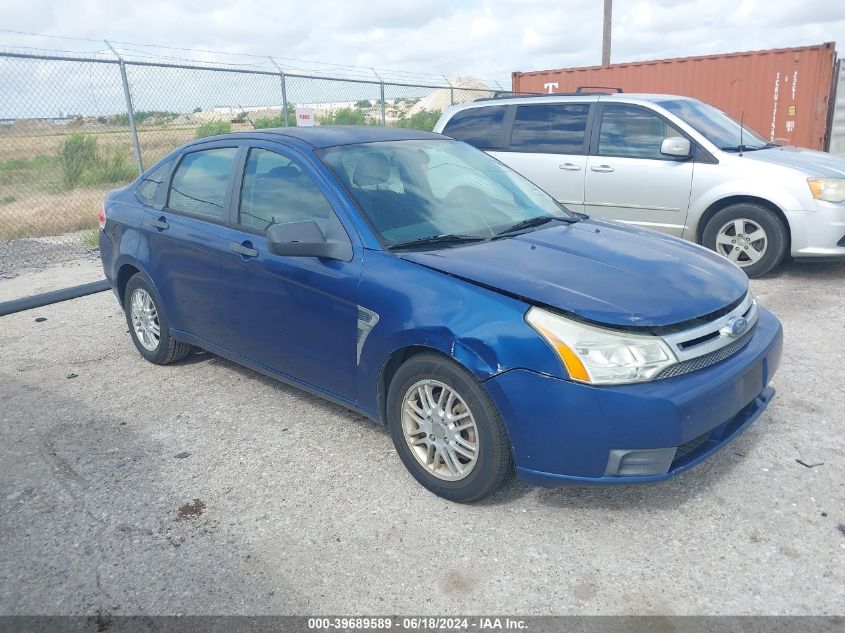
[354,250,564,416]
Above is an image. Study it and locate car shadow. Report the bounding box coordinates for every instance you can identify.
[757,258,845,280]
[176,348,380,431]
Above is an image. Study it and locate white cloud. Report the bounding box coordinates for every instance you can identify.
[0,0,842,84]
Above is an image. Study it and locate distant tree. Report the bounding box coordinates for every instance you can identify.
[354,100,372,109]
[319,108,366,125]
[195,120,232,138]
[394,109,441,132]
[253,105,297,128]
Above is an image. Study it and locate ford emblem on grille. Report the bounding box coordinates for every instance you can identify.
[721,316,749,338]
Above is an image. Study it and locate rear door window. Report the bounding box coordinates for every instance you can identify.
[167,147,238,220]
[441,106,508,149]
[135,158,174,207]
[510,103,591,154]
[597,105,683,159]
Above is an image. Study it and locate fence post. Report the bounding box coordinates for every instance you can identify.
[269,58,290,127]
[443,76,454,106]
[105,41,143,176]
[371,68,386,126]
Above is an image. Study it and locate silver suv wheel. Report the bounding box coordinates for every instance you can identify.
[715,218,768,267]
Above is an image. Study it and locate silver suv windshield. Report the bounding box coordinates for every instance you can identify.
[318,139,576,249]
[657,98,770,151]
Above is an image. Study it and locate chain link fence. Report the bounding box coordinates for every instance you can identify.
[0,50,509,273]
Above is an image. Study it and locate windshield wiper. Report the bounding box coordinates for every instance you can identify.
[494,215,576,237]
[386,234,487,251]
[719,144,766,152]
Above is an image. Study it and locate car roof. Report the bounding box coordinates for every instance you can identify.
[446,93,693,109]
[189,125,445,150]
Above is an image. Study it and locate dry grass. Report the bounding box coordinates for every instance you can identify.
[0,189,105,239]
[0,122,254,240]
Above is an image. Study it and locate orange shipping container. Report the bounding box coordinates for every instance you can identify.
[512,43,838,151]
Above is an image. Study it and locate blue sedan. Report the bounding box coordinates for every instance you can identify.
[99,126,782,502]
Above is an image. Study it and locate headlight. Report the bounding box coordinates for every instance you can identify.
[807,178,845,203]
[525,307,677,385]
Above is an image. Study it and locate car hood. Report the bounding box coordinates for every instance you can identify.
[399,219,748,328]
[741,145,845,177]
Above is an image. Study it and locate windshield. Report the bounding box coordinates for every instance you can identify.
[317,139,574,247]
[657,98,769,150]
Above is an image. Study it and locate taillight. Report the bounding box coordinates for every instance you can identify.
[98,201,107,230]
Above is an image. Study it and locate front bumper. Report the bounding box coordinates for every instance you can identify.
[786,200,845,258]
[485,307,783,485]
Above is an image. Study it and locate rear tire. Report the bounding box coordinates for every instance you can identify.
[702,203,787,277]
[387,352,513,502]
[123,274,192,365]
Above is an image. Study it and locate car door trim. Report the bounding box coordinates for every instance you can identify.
[587,201,682,212]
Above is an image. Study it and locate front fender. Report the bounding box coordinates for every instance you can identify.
[355,250,562,415]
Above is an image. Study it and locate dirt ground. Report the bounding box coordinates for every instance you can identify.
[0,257,843,616]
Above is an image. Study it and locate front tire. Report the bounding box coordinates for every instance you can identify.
[387,353,513,502]
[123,274,192,365]
[702,203,787,277]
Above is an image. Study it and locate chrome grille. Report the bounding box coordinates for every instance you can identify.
[656,324,756,380]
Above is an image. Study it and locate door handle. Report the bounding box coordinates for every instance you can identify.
[150,217,169,230]
[229,241,258,258]
[559,163,582,171]
[591,164,615,173]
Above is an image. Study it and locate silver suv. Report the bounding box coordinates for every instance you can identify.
[433,93,845,277]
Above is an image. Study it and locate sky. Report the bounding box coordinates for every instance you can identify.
[1,0,844,84]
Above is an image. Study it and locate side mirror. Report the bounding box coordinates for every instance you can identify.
[266,220,352,261]
[660,136,692,158]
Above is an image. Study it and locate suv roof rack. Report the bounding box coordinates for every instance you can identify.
[474,86,624,102]
[576,86,623,93]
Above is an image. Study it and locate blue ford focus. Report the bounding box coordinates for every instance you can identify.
[99,127,782,502]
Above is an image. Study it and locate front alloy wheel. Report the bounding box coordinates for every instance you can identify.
[702,203,787,277]
[401,379,479,481]
[387,352,513,502]
[715,218,768,267]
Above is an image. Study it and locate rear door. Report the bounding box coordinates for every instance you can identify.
[217,143,362,401]
[140,142,241,344]
[492,102,592,212]
[583,103,694,236]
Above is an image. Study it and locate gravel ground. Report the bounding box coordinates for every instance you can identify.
[0,236,101,302]
[0,259,843,616]
[1,234,97,272]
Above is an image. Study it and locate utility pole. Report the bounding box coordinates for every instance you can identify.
[602,0,612,66]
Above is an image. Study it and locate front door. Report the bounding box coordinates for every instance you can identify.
[218,144,361,402]
[583,103,694,236]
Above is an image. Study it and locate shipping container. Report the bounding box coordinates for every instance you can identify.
[512,43,838,151]
[828,60,845,156]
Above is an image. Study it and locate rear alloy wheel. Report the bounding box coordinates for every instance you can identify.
[702,203,787,277]
[123,274,192,365]
[387,353,513,502]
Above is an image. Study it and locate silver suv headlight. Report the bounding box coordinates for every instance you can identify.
[525,307,677,385]
[808,178,845,203]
